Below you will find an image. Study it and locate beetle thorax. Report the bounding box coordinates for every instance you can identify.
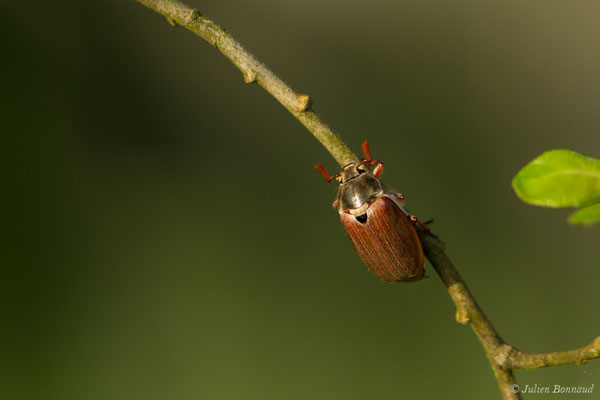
[337,163,383,216]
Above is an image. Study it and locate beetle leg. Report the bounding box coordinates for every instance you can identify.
[358,159,385,177]
[421,222,438,238]
[314,164,340,183]
[396,193,405,200]
[360,140,384,176]
[372,161,384,177]
[332,198,339,209]
[408,215,439,238]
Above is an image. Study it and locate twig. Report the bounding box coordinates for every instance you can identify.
[134,0,356,168]
[134,1,600,398]
[417,231,520,399]
[510,337,600,370]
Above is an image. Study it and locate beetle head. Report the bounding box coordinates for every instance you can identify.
[339,162,369,183]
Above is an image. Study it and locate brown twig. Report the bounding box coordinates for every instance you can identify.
[134,1,600,398]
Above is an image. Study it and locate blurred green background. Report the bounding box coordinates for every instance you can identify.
[3,0,599,399]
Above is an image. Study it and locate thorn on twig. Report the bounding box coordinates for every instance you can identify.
[455,309,470,324]
[189,10,202,22]
[166,17,178,27]
[593,336,600,352]
[243,70,257,84]
[296,94,312,112]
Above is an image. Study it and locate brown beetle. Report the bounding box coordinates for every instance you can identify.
[315,141,425,283]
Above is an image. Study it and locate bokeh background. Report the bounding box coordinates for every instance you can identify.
[3,0,599,399]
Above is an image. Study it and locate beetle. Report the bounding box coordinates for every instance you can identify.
[314,140,425,283]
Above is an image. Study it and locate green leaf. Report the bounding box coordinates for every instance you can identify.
[568,202,600,226]
[512,149,600,208]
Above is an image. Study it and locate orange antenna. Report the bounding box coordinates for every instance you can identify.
[314,164,339,183]
[361,140,372,160]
